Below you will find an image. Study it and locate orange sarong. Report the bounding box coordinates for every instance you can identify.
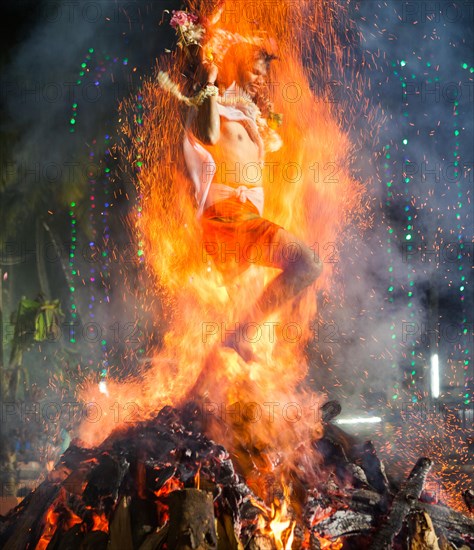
[201,197,282,278]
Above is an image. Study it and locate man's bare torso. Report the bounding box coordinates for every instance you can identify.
[203,118,262,187]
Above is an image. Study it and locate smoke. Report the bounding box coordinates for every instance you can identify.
[0,1,181,458]
[309,0,473,413]
[2,1,178,191]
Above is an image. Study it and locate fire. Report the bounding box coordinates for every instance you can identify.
[316,536,343,550]
[268,500,295,550]
[77,0,364,448]
[155,476,184,498]
[254,481,295,549]
[35,507,59,550]
[35,487,84,550]
[65,510,83,530]
[195,464,201,490]
[75,0,366,535]
[91,512,109,532]
[155,477,185,524]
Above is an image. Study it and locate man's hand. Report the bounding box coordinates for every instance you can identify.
[203,61,218,84]
[196,59,218,87]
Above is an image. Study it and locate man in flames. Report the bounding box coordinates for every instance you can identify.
[158,10,323,361]
[182,41,322,361]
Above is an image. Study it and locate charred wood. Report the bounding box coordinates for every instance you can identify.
[416,501,474,547]
[129,496,159,548]
[2,405,473,550]
[320,424,359,461]
[79,529,109,550]
[215,514,242,550]
[320,401,341,424]
[405,510,440,550]
[108,495,134,550]
[369,457,433,550]
[247,533,275,550]
[1,483,60,550]
[166,489,217,549]
[463,489,474,513]
[137,524,169,550]
[313,509,374,538]
[359,441,391,496]
[56,523,85,550]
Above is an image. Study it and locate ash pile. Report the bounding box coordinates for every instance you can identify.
[0,403,473,550]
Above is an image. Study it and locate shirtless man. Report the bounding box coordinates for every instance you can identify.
[185,44,322,360]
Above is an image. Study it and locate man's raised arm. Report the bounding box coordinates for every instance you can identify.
[191,62,220,145]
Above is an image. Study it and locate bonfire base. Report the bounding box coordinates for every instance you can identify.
[0,406,473,550]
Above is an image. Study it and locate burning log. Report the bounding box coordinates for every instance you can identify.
[312,509,374,538]
[346,464,370,489]
[0,408,269,549]
[0,483,60,550]
[82,452,129,513]
[358,441,391,496]
[1,407,473,550]
[350,488,384,513]
[215,513,242,550]
[463,489,474,513]
[247,533,274,549]
[368,457,433,549]
[405,510,440,550]
[312,437,351,485]
[415,501,474,547]
[167,489,217,549]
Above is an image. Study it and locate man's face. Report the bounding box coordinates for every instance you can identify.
[238,58,268,99]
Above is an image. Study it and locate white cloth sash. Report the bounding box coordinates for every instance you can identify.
[204,184,264,215]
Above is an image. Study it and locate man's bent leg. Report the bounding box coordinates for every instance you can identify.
[248,227,323,320]
[225,228,322,360]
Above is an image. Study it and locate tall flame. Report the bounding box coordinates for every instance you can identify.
[78,0,366,504]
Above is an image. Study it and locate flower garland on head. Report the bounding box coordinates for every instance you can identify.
[169,10,205,57]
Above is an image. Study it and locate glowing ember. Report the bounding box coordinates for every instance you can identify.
[316,535,343,550]
[91,512,108,532]
[154,476,184,498]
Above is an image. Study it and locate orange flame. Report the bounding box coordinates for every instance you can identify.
[316,536,343,550]
[77,0,366,508]
[65,510,83,530]
[154,477,184,498]
[254,480,295,549]
[35,507,59,550]
[91,512,109,532]
[269,500,295,550]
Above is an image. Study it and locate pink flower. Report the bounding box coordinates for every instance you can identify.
[170,10,188,28]
[170,10,199,29]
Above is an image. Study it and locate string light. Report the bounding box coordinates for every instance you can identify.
[68,47,120,377]
[384,53,472,407]
[135,93,145,263]
[68,201,78,343]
